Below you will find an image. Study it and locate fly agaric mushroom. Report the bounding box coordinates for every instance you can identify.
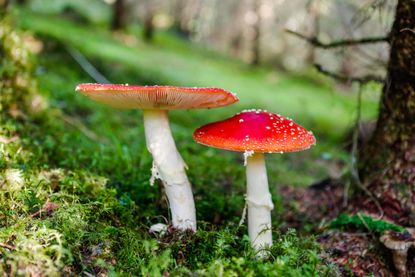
[193,109,315,254]
[76,84,238,231]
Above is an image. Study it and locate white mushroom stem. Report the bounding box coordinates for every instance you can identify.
[143,109,196,231]
[245,152,274,255]
[392,249,408,277]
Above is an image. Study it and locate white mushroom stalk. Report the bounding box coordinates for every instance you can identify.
[144,109,196,231]
[246,152,274,254]
[77,84,239,232]
[193,110,316,256]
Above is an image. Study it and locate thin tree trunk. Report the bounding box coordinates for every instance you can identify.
[305,0,320,64]
[250,0,261,66]
[0,0,9,14]
[358,0,415,226]
[111,0,125,31]
[171,0,190,38]
[143,12,154,42]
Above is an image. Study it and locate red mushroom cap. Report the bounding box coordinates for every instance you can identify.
[76,84,238,110]
[193,109,316,153]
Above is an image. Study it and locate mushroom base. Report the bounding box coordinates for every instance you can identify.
[143,109,196,231]
[246,152,274,256]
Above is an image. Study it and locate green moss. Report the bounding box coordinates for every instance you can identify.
[329,213,406,234]
[0,16,37,114]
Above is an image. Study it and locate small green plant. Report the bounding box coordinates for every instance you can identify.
[329,213,405,234]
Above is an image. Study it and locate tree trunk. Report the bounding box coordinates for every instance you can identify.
[250,0,261,66]
[143,12,154,42]
[0,0,9,14]
[305,0,320,65]
[111,0,125,31]
[171,0,191,38]
[358,0,415,226]
[249,0,261,66]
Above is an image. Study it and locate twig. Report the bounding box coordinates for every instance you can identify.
[0,135,18,144]
[343,84,365,207]
[0,242,16,251]
[314,64,384,84]
[286,29,389,48]
[343,179,350,208]
[30,201,59,218]
[61,114,107,144]
[357,212,372,234]
[351,0,388,29]
[65,46,111,84]
[349,84,362,192]
[349,84,384,219]
[400,28,415,34]
[286,28,387,85]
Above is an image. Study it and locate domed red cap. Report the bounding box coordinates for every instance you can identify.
[76,84,238,110]
[193,110,316,153]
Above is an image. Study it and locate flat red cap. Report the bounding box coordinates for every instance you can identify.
[76,84,238,110]
[193,110,316,153]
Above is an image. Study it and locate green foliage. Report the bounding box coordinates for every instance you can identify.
[329,213,406,234]
[28,0,110,25]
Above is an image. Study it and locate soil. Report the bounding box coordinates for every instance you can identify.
[279,180,415,276]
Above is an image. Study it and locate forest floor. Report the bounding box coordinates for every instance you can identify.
[1,5,409,276]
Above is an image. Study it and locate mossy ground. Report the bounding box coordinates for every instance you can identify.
[0,4,383,276]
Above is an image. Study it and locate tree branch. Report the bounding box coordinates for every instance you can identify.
[286,29,389,49]
[314,64,384,84]
[400,28,415,34]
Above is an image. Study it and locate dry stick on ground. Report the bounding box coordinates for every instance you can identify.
[356,212,373,235]
[30,201,59,218]
[0,135,18,144]
[0,242,16,251]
